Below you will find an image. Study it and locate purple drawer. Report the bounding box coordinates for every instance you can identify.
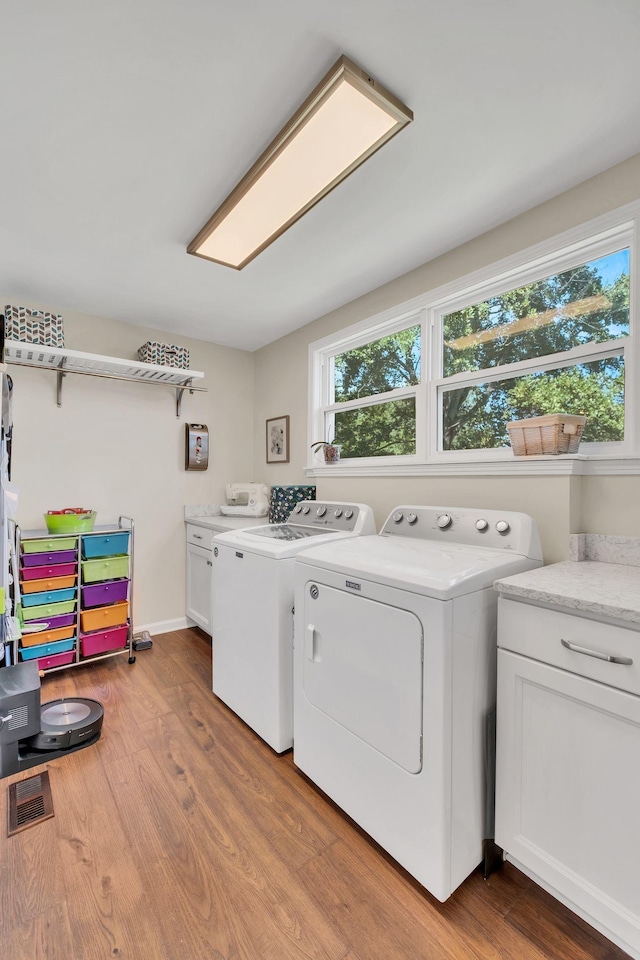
[22,549,77,567]
[20,562,77,581]
[28,612,76,630]
[81,578,130,608]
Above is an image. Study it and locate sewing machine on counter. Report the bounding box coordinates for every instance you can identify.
[219,483,269,517]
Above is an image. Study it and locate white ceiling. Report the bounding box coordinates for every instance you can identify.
[2,0,640,351]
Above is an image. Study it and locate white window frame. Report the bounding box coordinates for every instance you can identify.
[307,201,640,477]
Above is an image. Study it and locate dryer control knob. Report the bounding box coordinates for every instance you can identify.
[302,505,311,514]
[316,506,327,517]
[407,513,418,525]
[475,519,488,531]
[392,511,404,523]
[344,509,354,519]
[334,508,343,518]
[436,513,452,529]
[294,504,302,513]
[496,520,510,534]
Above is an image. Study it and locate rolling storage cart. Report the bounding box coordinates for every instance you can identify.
[17,516,136,672]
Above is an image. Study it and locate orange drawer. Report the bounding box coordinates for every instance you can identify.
[21,574,77,594]
[21,625,76,647]
[80,601,129,633]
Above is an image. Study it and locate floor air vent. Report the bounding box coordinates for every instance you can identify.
[8,771,54,836]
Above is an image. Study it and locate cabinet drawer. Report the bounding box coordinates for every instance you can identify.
[498,598,640,696]
[80,601,128,633]
[186,523,213,549]
[21,574,77,594]
[22,549,77,566]
[37,650,76,670]
[22,599,76,621]
[82,532,130,559]
[21,536,78,554]
[81,625,128,656]
[81,556,129,583]
[21,562,77,581]
[81,578,129,608]
[21,626,76,648]
[22,586,77,607]
[21,637,75,659]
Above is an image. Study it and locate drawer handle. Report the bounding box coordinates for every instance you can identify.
[193,534,203,540]
[561,637,633,666]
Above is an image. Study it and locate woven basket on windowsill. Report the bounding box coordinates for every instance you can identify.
[507,414,587,456]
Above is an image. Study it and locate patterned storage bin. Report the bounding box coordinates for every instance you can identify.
[137,340,190,369]
[269,485,317,524]
[4,305,64,348]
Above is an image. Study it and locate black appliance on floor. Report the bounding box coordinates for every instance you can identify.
[0,661,103,778]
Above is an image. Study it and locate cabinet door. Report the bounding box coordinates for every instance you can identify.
[496,648,640,956]
[185,542,212,634]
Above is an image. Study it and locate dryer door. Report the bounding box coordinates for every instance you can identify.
[302,583,423,773]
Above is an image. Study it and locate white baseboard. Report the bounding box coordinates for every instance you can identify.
[133,616,191,636]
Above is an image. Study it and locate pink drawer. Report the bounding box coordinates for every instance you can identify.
[21,562,77,581]
[81,625,129,657]
[37,651,75,670]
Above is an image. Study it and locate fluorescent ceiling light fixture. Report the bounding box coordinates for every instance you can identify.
[187,55,413,270]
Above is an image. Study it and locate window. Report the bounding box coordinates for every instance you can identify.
[309,205,638,473]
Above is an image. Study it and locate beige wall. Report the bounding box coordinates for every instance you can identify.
[7,301,255,627]
[253,152,640,562]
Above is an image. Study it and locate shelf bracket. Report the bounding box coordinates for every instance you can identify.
[176,378,194,418]
[56,357,67,407]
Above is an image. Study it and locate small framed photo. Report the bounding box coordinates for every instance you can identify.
[266,415,290,463]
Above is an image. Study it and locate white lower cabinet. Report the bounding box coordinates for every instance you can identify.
[496,598,640,959]
[186,540,212,634]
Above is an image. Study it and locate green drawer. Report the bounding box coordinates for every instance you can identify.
[22,599,76,621]
[22,536,78,554]
[81,556,129,583]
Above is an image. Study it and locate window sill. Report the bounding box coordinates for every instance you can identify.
[305,456,640,478]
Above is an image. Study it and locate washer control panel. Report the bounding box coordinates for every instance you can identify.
[380,505,542,559]
[289,501,374,534]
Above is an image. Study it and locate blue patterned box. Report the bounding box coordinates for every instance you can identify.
[4,304,64,348]
[269,485,316,523]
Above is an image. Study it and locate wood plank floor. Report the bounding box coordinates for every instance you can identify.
[0,628,626,960]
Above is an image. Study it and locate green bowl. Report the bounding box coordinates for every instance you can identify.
[44,512,97,534]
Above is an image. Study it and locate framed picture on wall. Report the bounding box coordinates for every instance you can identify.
[266,415,290,463]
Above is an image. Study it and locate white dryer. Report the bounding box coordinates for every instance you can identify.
[211,502,375,753]
[293,505,542,902]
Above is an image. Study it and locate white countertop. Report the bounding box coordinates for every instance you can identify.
[495,559,640,627]
[185,514,265,533]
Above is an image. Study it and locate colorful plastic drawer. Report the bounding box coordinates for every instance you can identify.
[21,625,75,647]
[82,532,130,559]
[81,556,129,583]
[22,587,77,607]
[80,601,128,633]
[20,636,75,659]
[21,536,78,554]
[21,562,77,581]
[37,650,76,670]
[22,599,76,621]
[81,578,129,608]
[21,574,77,594]
[81,625,128,656]
[27,612,76,632]
[21,549,77,567]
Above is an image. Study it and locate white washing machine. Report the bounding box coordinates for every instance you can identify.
[293,505,543,902]
[211,502,376,753]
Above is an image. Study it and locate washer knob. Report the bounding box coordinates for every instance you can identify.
[407,513,418,525]
[334,508,343,518]
[393,511,404,523]
[496,520,510,534]
[316,506,327,517]
[294,504,302,513]
[475,519,488,531]
[302,505,311,514]
[344,509,354,519]
[436,513,452,529]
